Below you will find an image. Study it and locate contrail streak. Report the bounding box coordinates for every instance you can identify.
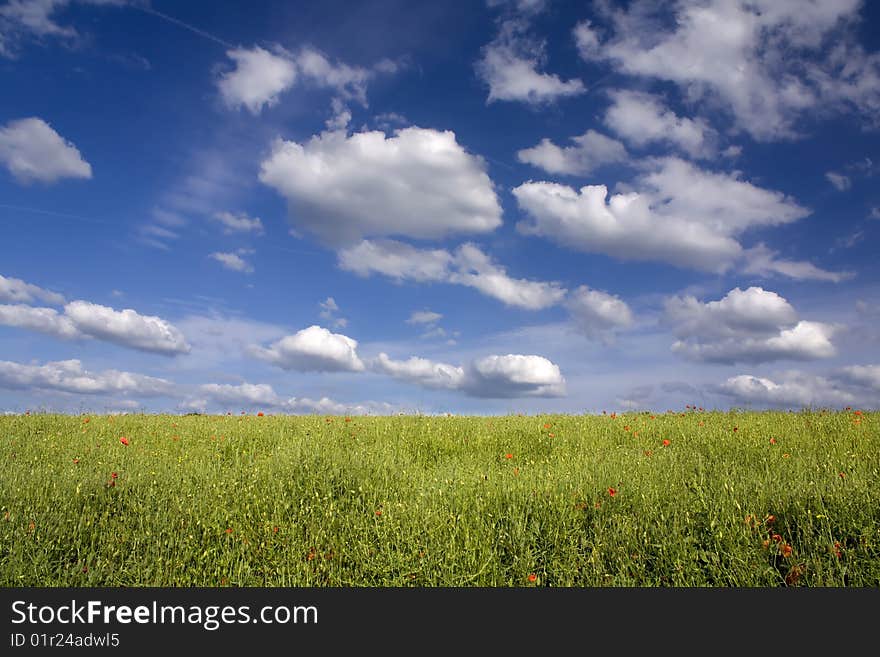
[137,5,235,50]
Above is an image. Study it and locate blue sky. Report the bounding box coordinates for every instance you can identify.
[1,0,878,415]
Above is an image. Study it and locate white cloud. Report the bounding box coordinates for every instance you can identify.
[476,18,585,104]
[370,353,465,390]
[0,117,92,184]
[209,251,253,273]
[199,382,281,407]
[0,304,80,339]
[835,365,880,391]
[0,273,65,305]
[565,285,633,341]
[369,351,565,398]
[406,310,443,325]
[742,243,853,283]
[249,325,365,372]
[259,127,502,245]
[665,286,836,364]
[63,300,191,355]
[217,44,391,114]
[514,157,810,273]
[466,354,566,398]
[211,211,264,234]
[284,396,394,416]
[825,171,851,191]
[575,0,879,140]
[516,130,627,175]
[337,239,453,282]
[217,46,298,114]
[339,239,565,310]
[603,89,717,158]
[718,373,856,408]
[0,359,173,396]
[318,296,347,329]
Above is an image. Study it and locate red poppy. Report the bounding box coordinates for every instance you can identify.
[772,534,782,542]
[766,515,776,524]
[834,541,843,559]
[225,528,233,534]
[345,417,352,423]
[608,487,617,497]
[548,433,554,437]
[781,544,793,558]
[543,423,551,429]
[733,427,738,432]
[273,526,279,534]
[839,472,846,478]
[527,573,537,583]
[375,510,382,516]
[119,437,129,446]
[505,453,513,459]
[83,417,90,423]
[110,472,118,479]
[854,410,863,416]
[769,438,777,445]
[73,458,80,464]
[257,412,264,417]
[662,439,671,447]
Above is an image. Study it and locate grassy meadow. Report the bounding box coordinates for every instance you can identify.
[1,409,878,587]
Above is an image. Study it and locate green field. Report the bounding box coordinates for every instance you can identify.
[1,410,878,586]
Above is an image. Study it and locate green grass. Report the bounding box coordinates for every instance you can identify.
[1,410,878,586]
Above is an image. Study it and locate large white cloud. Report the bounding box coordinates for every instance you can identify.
[63,301,191,355]
[575,0,879,140]
[192,380,394,415]
[603,89,717,159]
[0,273,65,305]
[0,359,173,396]
[249,325,365,372]
[665,287,836,364]
[0,117,92,184]
[338,239,565,310]
[516,130,627,175]
[513,157,829,275]
[259,127,502,245]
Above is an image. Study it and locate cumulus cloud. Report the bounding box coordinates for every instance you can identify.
[514,157,813,274]
[369,352,565,398]
[211,211,264,234]
[516,130,628,175]
[249,325,365,372]
[575,1,880,140]
[370,353,465,390]
[603,89,718,158]
[338,239,565,310]
[0,117,92,184]
[835,365,880,391]
[0,359,173,397]
[217,45,298,114]
[199,382,281,407]
[259,127,502,246]
[63,301,191,355]
[465,354,566,398]
[476,17,584,104]
[0,273,65,305]
[664,286,836,364]
[0,298,190,355]
[565,286,633,341]
[717,373,856,408]
[209,251,253,273]
[0,304,80,339]
[217,44,393,114]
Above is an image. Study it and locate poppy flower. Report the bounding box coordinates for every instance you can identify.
[772,534,782,542]
[766,515,776,524]
[781,544,793,558]
[770,438,777,445]
[548,433,554,438]
[505,453,513,459]
[543,423,551,429]
[225,528,233,534]
[733,427,738,432]
[110,472,118,479]
[119,437,129,446]
[608,487,617,497]
[834,542,843,559]
[73,458,80,464]
[257,412,264,417]
[662,439,671,447]
[527,573,537,583]
[839,472,846,479]
[375,510,383,516]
